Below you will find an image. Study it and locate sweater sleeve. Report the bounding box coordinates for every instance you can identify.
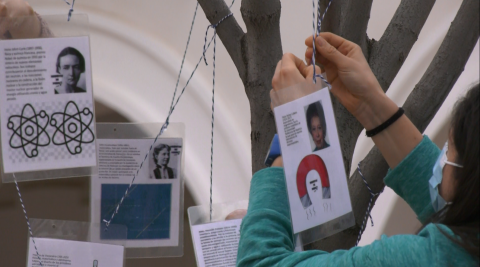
[384,135,440,223]
[237,167,437,267]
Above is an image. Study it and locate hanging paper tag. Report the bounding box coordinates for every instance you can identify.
[0,16,97,182]
[188,200,249,267]
[26,238,125,267]
[272,82,354,243]
[191,219,241,267]
[91,123,185,258]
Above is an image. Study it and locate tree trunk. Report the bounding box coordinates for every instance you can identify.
[198,0,479,252]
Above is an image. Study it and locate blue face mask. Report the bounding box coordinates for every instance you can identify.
[429,141,463,212]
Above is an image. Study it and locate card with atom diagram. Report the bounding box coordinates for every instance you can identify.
[0,36,97,174]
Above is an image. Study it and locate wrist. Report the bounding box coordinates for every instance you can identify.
[355,93,398,130]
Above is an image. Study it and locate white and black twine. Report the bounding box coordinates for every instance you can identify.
[356,162,383,246]
[202,11,234,222]
[311,0,332,88]
[104,0,236,229]
[13,174,43,266]
[63,0,76,21]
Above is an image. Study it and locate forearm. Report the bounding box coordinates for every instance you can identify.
[356,91,423,169]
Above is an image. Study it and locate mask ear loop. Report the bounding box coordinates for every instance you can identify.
[443,141,463,168]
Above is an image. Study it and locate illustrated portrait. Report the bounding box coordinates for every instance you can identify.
[151,144,177,179]
[305,101,330,152]
[54,47,86,94]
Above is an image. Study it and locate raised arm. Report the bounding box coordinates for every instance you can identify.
[303,33,423,169]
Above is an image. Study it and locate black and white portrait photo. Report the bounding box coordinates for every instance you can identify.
[54,47,86,94]
[305,101,330,152]
[150,142,182,179]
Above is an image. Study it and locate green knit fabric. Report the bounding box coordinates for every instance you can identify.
[237,136,478,266]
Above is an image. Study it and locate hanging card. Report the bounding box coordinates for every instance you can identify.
[271,81,355,245]
[0,14,97,182]
[91,123,185,258]
[188,201,248,267]
[27,219,127,267]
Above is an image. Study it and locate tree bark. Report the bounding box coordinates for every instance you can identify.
[307,0,480,252]
[369,0,436,91]
[241,0,283,173]
[198,0,283,173]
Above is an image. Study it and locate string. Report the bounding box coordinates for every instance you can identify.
[13,174,43,266]
[311,0,332,88]
[355,162,384,246]
[201,12,233,222]
[103,0,236,229]
[63,0,75,21]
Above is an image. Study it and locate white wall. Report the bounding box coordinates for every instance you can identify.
[32,0,479,245]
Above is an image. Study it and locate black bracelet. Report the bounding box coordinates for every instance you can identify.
[365,107,404,137]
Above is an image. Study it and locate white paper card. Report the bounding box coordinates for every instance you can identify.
[0,36,96,173]
[191,219,242,267]
[27,238,124,267]
[274,87,352,234]
[91,138,182,247]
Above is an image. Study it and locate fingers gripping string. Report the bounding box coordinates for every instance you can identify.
[311,0,333,88]
[13,174,43,266]
[202,13,233,66]
[201,13,233,222]
[355,163,384,246]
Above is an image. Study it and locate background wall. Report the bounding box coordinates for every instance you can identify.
[0,0,478,265]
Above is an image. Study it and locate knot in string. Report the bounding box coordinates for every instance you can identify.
[202,13,233,65]
[355,162,384,246]
[311,0,332,88]
[63,0,76,21]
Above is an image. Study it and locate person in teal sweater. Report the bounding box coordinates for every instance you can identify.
[236,33,479,266]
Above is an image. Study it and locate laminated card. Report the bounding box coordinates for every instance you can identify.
[0,36,96,174]
[273,83,353,235]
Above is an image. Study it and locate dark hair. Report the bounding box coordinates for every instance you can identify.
[426,84,479,259]
[153,144,170,164]
[56,47,85,73]
[306,102,327,137]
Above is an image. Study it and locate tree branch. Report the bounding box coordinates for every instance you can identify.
[340,0,374,55]
[404,0,479,131]
[307,0,479,251]
[197,0,247,82]
[369,0,436,91]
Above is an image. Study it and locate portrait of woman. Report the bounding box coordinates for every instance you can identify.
[306,101,330,151]
[54,47,86,94]
[151,144,176,179]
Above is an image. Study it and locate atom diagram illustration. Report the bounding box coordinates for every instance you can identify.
[8,104,50,158]
[50,101,95,155]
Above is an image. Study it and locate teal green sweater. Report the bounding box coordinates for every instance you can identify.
[237,136,477,266]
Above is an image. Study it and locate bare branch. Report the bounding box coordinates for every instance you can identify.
[404,0,479,130]
[369,0,436,91]
[307,0,479,251]
[197,0,247,82]
[241,0,282,84]
[341,0,374,55]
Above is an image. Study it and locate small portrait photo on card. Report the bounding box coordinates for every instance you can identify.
[305,101,330,152]
[54,47,87,94]
[149,141,182,179]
